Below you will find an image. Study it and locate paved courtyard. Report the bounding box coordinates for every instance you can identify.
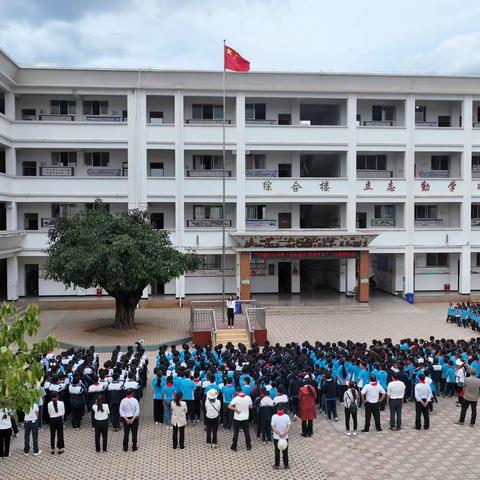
[3,297,479,479]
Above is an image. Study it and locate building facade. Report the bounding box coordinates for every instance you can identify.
[0,47,479,301]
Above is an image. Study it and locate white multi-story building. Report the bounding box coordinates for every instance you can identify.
[1,46,479,302]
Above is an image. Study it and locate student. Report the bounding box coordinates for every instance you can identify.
[23,402,41,455]
[119,388,140,452]
[387,372,406,431]
[205,389,221,448]
[162,375,175,430]
[298,380,317,437]
[180,372,197,424]
[92,394,110,452]
[343,381,358,436]
[171,392,188,449]
[0,408,13,458]
[229,386,253,451]
[47,393,65,455]
[271,403,291,470]
[259,387,274,443]
[273,385,289,411]
[361,374,386,432]
[151,370,164,425]
[88,375,107,428]
[321,372,338,421]
[107,373,124,432]
[221,377,235,430]
[445,361,457,398]
[69,374,86,430]
[456,368,480,426]
[414,374,432,430]
[226,295,236,328]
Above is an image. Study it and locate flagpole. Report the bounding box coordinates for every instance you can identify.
[222,39,226,324]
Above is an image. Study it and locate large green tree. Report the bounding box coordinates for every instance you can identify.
[0,303,57,413]
[45,204,199,329]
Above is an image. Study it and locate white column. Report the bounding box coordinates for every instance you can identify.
[7,256,18,300]
[291,152,301,177]
[291,99,300,125]
[236,93,246,231]
[346,95,357,233]
[346,257,356,293]
[404,245,414,295]
[127,89,147,210]
[174,91,185,246]
[5,147,15,176]
[6,200,17,231]
[460,95,473,294]
[4,91,15,120]
[235,252,241,298]
[175,275,185,299]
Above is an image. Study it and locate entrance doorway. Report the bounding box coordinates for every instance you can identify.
[151,282,165,295]
[278,262,292,293]
[25,264,39,296]
[300,259,340,292]
[0,259,6,300]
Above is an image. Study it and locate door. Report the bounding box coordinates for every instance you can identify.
[25,264,39,297]
[278,262,292,293]
[356,212,367,229]
[152,283,165,295]
[278,212,292,229]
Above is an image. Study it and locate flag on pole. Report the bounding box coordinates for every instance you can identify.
[224,45,250,72]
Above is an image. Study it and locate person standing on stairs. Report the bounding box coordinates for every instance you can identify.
[226,295,236,329]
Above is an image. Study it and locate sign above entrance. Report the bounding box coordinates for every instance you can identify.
[231,234,377,250]
[252,251,356,259]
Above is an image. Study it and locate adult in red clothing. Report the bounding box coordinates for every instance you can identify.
[298,380,317,437]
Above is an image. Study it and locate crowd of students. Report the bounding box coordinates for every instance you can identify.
[447,302,480,331]
[1,330,480,470]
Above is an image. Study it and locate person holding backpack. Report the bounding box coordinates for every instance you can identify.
[343,381,358,436]
[298,380,317,437]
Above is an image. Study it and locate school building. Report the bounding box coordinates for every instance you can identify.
[0,46,479,303]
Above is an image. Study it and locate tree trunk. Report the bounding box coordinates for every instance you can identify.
[114,295,137,330]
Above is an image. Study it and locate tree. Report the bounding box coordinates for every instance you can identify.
[0,303,57,413]
[45,203,199,329]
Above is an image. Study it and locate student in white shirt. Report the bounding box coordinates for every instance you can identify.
[387,373,406,431]
[229,387,253,451]
[23,403,41,455]
[92,394,110,452]
[47,393,65,454]
[271,404,291,470]
[119,388,140,452]
[204,389,221,447]
[0,408,13,458]
[361,374,386,433]
[226,295,236,328]
[414,374,432,430]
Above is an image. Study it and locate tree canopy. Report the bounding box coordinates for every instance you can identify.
[45,203,199,329]
[0,303,57,413]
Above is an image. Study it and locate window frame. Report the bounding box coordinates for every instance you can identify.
[84,151,110,167]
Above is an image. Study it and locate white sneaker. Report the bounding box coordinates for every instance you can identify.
[34,450,42,456]
[344,431,351,436]
[352,432,357,436]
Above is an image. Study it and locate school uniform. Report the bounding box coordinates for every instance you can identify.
[151,377,165,424]
[92,403,110,451]
[23,404,40,455]
[171,400,188,449]
[69,383,86,429]
[221,384,235,429]
[259,395,275,441]
[47,400,65,451]
[162,383,175,427]
[205,397,221,445]
[0,409,13,457]
[107,381,124,430]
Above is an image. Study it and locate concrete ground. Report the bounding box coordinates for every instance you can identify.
[2,296,478,479]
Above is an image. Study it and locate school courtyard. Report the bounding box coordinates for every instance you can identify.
[2,296,478,480]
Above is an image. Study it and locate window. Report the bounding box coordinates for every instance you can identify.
[24,213,38,231]
[149,111,163,124]
[431,155,449,171]
[193,205,223,220]
[372,105,383,121]
[193,155,223,170]
[85,203,110,213]
[22,161,37,176]
[473,156,480,171]
[278,164,292,177]
[415,105,426,122]
[356,155,386,170]
[83,101,108,116]
[51,204,79,218]
[415,205,438,219]
[192,104,223,120]
[374,205,395,219]
[84,152,110,167]
[51,152,77,166]
[149,162,164,177]
[21,109,36,121]
[278,212,291,229]
[246,154,266,170]
[199,255,222,270]
[278,113,291,125]
[472,205,480,219]
[426,253,448,267]
[0,94,4,115]
[356,212,367,229]
[50,100,76,115]
[245,103,266,120]
[150,212,164,229]
[0,150,5,174]
[438,116,451,127]
[476,253,480,267]
[246,205,266,220]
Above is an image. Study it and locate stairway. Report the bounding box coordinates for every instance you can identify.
[214,328,251,349]
[265,303,371,315]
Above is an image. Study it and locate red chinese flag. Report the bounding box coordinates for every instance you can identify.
[224,45,250,72]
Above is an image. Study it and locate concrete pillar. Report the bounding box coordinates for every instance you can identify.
[404,246,414,295]
[357,251,369,302]
[346,94,357,233]
[459,246,471,294]
[6,200,17,231]
[291,260,300,293]
[236,93,246,232]
[239,251,251,299]
[235,252,241,298]
[405,95,415,297]
[346,257,356,293]
[127,89,147,210]
[5,147,15,176]
[175,275,185,299]
[291,99,300,125]
[291,152,301,177]
[174,91,185,245]
[7,256,18,300]
[4,92,15,120]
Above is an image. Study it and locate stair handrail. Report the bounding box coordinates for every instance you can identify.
[211,309,217,346]
[246,307,255,344]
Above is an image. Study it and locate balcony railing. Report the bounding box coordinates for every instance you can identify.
[371,218,396,227]
[245,119,277,125]
[40,166,75,176]
[246,169,277,177]
[473,170,480,178]
[186,170,232,177]
[414,218,443,227]
[85,115,123,122]
[185,119,231,125]
[246,219,277,229]
[472,218,480,227]
[417,170,450,178]
[362,120,396,127]
[474,123,480,128]
[41,218,56,228]
[39,114,75,121]
[416,121,438,127]
[187,219,232,228]
[357,170,393,179]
